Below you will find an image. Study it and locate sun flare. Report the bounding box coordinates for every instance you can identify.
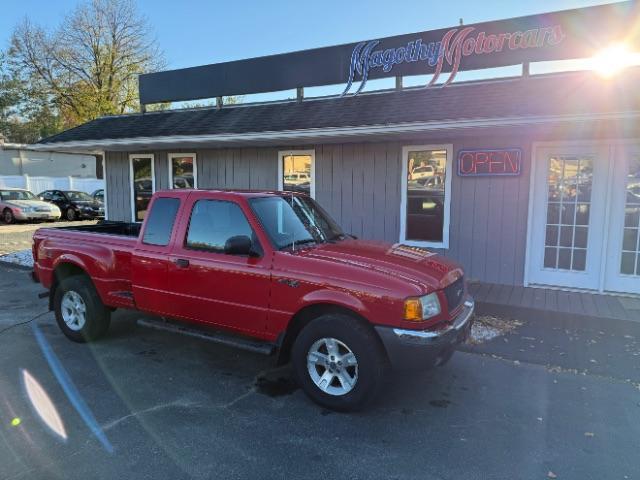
[591,44,640,78]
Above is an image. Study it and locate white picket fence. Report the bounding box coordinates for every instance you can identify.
[0,174,104,195]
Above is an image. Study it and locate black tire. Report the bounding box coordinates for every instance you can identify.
[54,275,111,342]
[65,208,76,221]
[291,313,388,412]
[2,208,15,224]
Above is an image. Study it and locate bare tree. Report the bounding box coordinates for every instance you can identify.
[8,0,164,130]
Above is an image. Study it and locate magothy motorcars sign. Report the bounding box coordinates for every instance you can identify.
[138,2,636,105]
[343,25,565,94]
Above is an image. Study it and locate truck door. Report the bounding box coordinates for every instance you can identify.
[165,192,272,338]
[131,193,183,315]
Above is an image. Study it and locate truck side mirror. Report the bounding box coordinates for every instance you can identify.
[224,235,253,256]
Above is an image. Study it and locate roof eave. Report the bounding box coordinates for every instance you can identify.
[28,111,640,152]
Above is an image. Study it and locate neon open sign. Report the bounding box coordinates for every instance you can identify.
[457,149,522,176]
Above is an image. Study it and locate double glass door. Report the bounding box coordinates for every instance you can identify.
[528,142,640,294]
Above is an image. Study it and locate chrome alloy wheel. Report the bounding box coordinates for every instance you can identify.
[61,290,87,331]
[307,337,358,396]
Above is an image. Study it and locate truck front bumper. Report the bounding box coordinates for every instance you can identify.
[375,297,475,370]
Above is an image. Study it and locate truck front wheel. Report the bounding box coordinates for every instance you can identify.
[54,275,111,342]
[291,313,387,412]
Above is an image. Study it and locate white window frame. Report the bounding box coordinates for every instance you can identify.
[129,153,155,223]
[278,149,316,199]
[399,144,453,249]
[168,153,197,189]
[100,150,108,220]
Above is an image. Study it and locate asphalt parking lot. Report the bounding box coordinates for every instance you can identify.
[0,221,97,256]
[0,263,639,480]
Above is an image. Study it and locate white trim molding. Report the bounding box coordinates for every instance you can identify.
[277,149,316,199]
[168,152,197,189]
[400,144,453,249]
[129,153,155,222]
[100,150,108,220]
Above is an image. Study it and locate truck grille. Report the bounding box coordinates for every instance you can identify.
[443,276,465,312]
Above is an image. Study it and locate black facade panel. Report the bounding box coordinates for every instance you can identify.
[139,2,637,104]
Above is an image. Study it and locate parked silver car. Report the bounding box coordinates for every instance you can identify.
[0,188,62,223]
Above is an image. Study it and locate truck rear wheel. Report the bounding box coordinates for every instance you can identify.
[291,313,387,412]
[54,275,111,342]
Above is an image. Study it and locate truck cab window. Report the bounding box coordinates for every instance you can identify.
[142,197,180,246]
[186,200,254,252]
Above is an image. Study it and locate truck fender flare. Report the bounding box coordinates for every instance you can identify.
[275,290,374,365]
[298,289,370,318]
[52,254,89,275]
[49,256,97,310]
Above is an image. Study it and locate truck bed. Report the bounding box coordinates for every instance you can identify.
[33,221,140,309]
[52,221,142,237]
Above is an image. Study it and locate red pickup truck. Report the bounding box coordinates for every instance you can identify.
[33,189,474,411]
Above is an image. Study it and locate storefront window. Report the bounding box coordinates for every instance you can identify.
[169,154,196,189]
[279,151,314,198]
[401,146,451,246]
[130,154,154,222]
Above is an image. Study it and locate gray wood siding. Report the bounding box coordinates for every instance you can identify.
[104,137,531,285]
[447,136,531,286]
[104,151,131,222]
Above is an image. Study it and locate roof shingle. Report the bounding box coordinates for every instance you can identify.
[39,70,640,145]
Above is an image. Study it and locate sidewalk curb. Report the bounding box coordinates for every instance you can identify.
[475,300,640,337]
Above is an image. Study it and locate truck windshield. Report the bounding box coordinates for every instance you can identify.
[249,195,345,250]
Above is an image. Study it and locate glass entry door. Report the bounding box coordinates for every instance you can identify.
[604,147,640,294]
[527,145,610,290]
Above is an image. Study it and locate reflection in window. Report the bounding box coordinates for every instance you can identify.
[544,156,593,271]
[186,200,253,252]
[170,155,196,189]
[405,149,447,243]
[131,156,153,222]
[282,154,313,196]
[620,154,640,276]
[142,198,180,246]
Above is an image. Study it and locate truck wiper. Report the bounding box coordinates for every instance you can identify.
[326,233,348,243]
[279,238,317,251]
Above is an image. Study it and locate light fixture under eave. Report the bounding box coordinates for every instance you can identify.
[590,44,640,78]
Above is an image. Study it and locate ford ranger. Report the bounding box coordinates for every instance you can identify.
[32,189,474,411]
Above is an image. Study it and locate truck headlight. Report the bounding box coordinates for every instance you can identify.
[403,292,441,321]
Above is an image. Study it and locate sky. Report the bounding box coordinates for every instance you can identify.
[0,0,625,101]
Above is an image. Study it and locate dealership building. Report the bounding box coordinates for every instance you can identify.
[35,2,640,295]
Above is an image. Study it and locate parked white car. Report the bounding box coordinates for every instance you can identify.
[0,188,62,224]
[410,165,436,181]
[283,172,311,185]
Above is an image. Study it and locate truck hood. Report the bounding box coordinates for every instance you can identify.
[295,239,463,292]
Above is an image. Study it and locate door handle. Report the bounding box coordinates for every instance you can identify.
[174,258,190,268]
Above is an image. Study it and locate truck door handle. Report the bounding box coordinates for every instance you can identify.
[174,258,190,268]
